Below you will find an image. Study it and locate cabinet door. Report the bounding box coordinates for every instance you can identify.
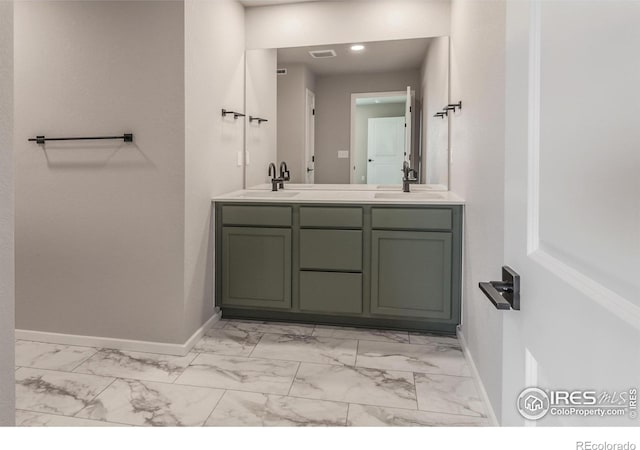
[222,227,291,309]
[371,230,452,319]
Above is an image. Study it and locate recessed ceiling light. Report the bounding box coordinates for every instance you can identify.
[350,44,365,52]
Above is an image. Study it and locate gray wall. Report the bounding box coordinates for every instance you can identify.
[277,64,316,183]
[184,0,245,342]
[245,49,277,188]
[353,103,405,184]
[0,0,15,426]
[450,0,506,421]
[314,70,419,184]
[420,36,449,186]
[15,1,187,344]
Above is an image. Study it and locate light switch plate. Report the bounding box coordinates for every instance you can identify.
[237,151,244,166]
[337,150,349,159]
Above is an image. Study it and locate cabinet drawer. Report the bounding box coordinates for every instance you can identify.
[300,271,362,314]
[300,229,362,271]
[372,208,452,230]
[300,207,363,228]
[222,205,292,227]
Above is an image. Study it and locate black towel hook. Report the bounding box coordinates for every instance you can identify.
[222,109,246,119]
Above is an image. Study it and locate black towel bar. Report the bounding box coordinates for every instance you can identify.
[28,134,133,145]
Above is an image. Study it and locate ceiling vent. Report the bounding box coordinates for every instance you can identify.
[309,49,337,59]
[276,68,288,75]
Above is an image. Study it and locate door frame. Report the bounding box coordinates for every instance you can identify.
[349,90,408,184]
[304,88,315,184]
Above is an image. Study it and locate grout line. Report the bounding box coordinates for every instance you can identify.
[411,405,488,419]
[171,382,290,396]
[15,408,135,427]
[15,366,113,379]
[286,362,302,396]
[280,393,486,421]
[173,352,201,384]
[72,376,119,420]
[246,333,265,358]
[69,348,100,373]
[194,344,352,368]
[412,372,420,410]
[90,375,228,391]
[345,403,351,427]
[201,389,228,427]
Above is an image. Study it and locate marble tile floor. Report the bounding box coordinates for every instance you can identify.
[14,319,489,427]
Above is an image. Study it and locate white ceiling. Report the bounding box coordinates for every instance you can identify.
[277,38,432,76]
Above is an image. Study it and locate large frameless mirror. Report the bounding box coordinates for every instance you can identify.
[244,36,450,189]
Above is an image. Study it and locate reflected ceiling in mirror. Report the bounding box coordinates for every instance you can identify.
[277,39,432,76]
[245,36,450,190]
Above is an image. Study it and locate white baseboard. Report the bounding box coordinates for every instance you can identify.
[181,312,221,354]
[457,326,500,426]
[15,312,221,357]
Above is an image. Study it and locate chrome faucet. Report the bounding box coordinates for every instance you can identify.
[278,161,290,189]
[402,161,418,193]
[268,162,282,191]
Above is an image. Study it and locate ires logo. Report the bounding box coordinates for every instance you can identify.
[549,390,598,406]
[517,388,550,420]
[517,387,637,421]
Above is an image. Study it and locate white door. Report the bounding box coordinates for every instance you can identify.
[501,0,640,426]
[367,116,405,184]
[404,85,413,162]
[304,89,315,184]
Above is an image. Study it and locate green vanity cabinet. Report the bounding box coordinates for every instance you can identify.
[370,230,452,319]
[219,205,293,309]
[215,202,462,333]
[221,227,292,309]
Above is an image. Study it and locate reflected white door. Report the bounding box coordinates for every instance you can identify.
[367,116,405,184]
[500,0,640,426]
[405,85,413,162]
[304,89,315,184]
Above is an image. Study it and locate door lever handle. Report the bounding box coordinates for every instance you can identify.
[479,266,520,310]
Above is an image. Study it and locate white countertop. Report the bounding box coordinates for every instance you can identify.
[247,183,449,192]
[213,186,464,205]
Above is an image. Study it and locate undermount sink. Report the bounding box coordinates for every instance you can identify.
[374,192,444,200]
[237,191,300,198]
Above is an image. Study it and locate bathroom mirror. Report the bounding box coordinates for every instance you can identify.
[244,36,450,189]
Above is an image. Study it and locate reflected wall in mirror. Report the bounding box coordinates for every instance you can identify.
[244,36,450,189]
